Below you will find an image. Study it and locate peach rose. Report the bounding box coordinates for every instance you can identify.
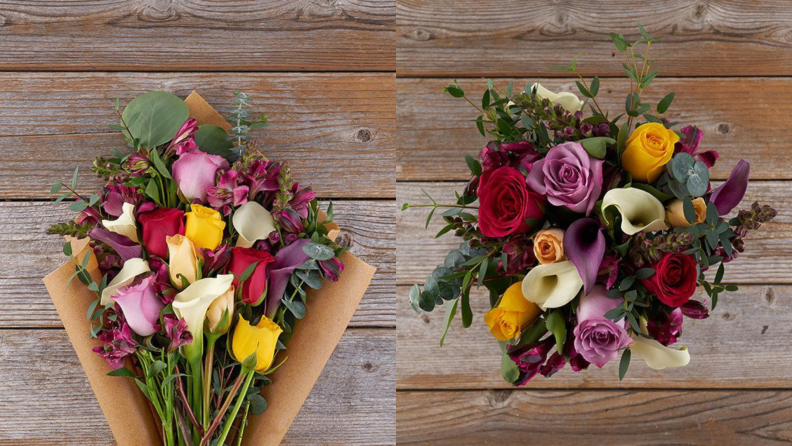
[533,228,566,265]
[666,197,707,228]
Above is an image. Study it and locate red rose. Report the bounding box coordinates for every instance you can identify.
[477,166,545,238]
[138,207,185,259]
[228,247,275,305]
[642,253,698,307]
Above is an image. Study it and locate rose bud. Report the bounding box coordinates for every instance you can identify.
[206,286,235,335]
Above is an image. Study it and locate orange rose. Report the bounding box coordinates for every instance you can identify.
[533,228,565,265]
[666,197,706,228]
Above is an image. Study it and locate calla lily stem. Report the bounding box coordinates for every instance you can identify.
[202,333,219,430]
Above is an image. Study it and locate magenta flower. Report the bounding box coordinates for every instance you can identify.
[507,337,554,386]
[573,285,633,368]
[647,308,683,346]
[527,141,603,215]
[675,126,718,168]
[480,141,541,171]
[172,150,229,203]
[710,160,750,215]
[163,314,193,353]
[597,253,621,290]
[289,183,316,219]
[123,153,151,178]
[207,169,249,215]
[167,118,199,156]
[319,257,344,282]
[104,184,143,218]
[92,307,138,369]
[112,275,164,337]
[681,300,710,319]
[199,243,233,275]
[243,159,281,199]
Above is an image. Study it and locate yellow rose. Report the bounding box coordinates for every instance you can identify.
[484,283,542,341]
[184,204,226,250]
[206,286,234,334]
[621,123,680,183]
[166,234,200,290]
[666,197,706,228]
[232,315,283,372]
[533,228,566,265]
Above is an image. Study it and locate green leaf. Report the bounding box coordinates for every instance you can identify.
[670,152,695,181]
[302,243,335,261]
[545,310,566,353]
[464,154,482,176]
[477,258,489,289]
[657,92,675,114]
[635,268,655,280]
[148,149,172,179]
[247,393,267,415]
[575,81,592,99]
[194,125,234,157]
[715,263,725,284]
[461,287,472,328]
[50,181,62,195]
[686,161,710,197]
[283,298,306,319]
[425,207,435,229]
[439,298,459,347]
[122,91,189,149]
[638,23,651,41]
[148,360,167,379]
[590,76,600,96]
[107,367,136,378]
[501,353,520,383]
[69,200,88,213]
[579,137,615,159]
[409,284,421,313]
[134,378,150,398]
[616,122,630,158]
[71,167,79,190]
[443,81,465,98]
[683,196,697,224]
[618,348,631,381]
[144,179,161,205]
[240,261,259,282]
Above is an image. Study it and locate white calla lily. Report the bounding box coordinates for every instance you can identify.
[630,336,690,370]
[100,258,150,306]
[102,202,139,243]
[172,274,234,348]
[521,260,583,310]
[232,201,277,248]
[532,83,584,112]
[601,188,668,235]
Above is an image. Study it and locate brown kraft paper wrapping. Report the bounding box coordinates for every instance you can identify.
[43,91,376,445]
[43,238,162,446]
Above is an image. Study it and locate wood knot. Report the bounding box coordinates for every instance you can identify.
[420,314,430,325]
[717,123,731,134]
[487,390,513,408]
[762,325,769,335]
[408,29,432,41]
[362,361,377,372]
[763,287,776,305]
[355,129,373,143]
[721,311,736,321]
[694,3,708,20]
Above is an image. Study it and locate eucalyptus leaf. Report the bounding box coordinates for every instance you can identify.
[302,243,335,261]
[122,91,189,149]
[501,353,520,383]
[579,137,615,159]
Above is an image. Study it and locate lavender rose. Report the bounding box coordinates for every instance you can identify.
[172,150,229,203]
[573,285,632,367]
[112,275,164,337]
[527,141,603,215]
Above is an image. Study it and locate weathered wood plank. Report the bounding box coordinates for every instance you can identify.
[0,328,395,445]
[397,77,792,181]
[0,0,395,72]
[396,284,792,390]
[0,200,395,328]
[397,182,792,285]
[397,0,792,77]
[396,389,792,445]
[0,72,395,199]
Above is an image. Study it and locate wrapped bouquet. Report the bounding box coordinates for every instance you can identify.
[44,91,375,445]
[403,27,776,385]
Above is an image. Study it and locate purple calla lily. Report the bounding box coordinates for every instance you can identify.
[89,227,142,261]
[710,160,750,215]
[564,218,606,294]
[265,238,311,317]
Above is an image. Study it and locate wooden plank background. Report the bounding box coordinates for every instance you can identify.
[0,1,396,445]
[396,1,792,444]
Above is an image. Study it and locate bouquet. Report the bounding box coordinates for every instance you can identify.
[43,91,375,445]
[403,27,777,385]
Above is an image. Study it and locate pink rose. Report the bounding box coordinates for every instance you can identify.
[112,275,164,336]
[527,141,603,215]
[573,285,632,368]
[172,150,229,203]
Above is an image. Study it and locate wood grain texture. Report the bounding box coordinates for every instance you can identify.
[397,390,792,445]
[397,77,792,181]
[0,72,395,199]
[397,182,792,285]
[0,0,395,72]
[396,285,792,390]
[0,328,395,446]
[0,200,395,328]
[397,0,792,77]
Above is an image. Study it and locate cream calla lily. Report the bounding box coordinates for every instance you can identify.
[102,202,139,243]
[172,274,234,347]
[532,83,584,112]
[100,258,150,306]
[630,336,690,370]
[166,234,199,289]
[601,188,668,235]
[521,260,583,310]
[232,201,276,248]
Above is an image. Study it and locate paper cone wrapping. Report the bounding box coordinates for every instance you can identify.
[42,91,376,445]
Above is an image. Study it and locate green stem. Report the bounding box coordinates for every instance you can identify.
[235,402,250,446]
[189,355,203,446]
[215,370,255,446]
[202,334,218,430]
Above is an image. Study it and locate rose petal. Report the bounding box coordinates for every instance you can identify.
[100,258,150,306]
